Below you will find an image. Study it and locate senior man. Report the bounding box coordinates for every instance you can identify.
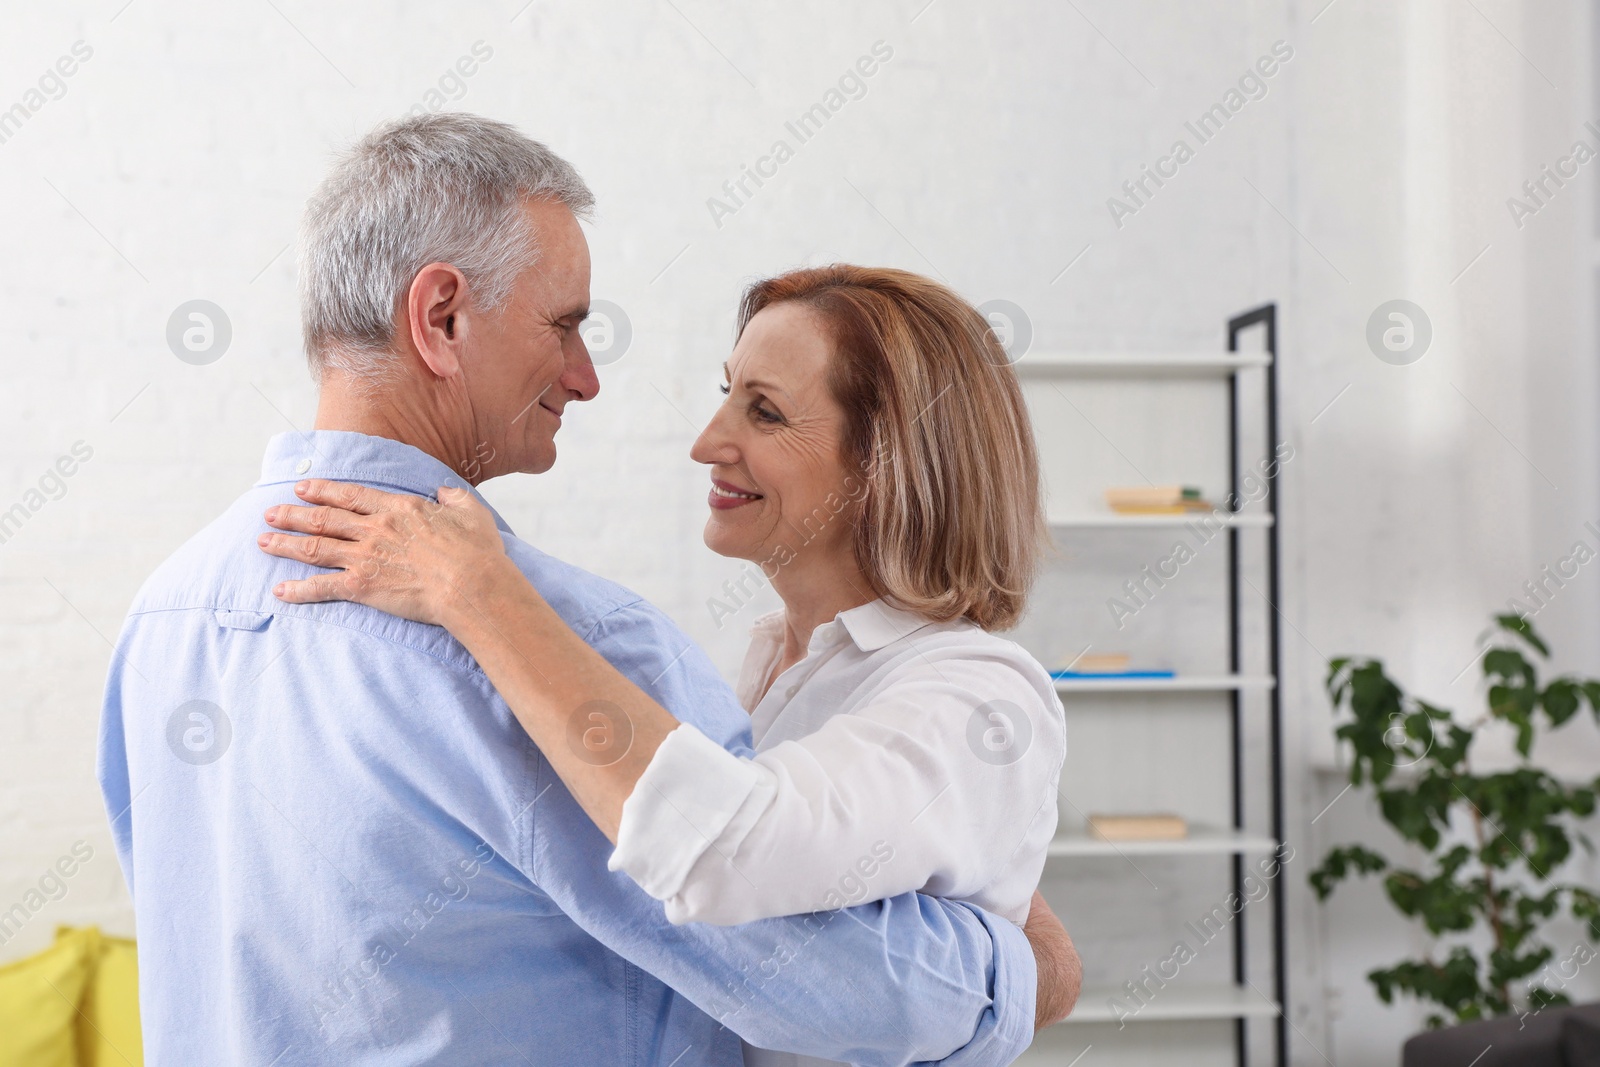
[98,113,1077,1066]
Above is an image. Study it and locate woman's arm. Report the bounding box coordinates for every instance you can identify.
[260,479,1066,928]
[259,479,683,843]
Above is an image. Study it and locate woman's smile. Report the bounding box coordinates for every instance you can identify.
[708,476,764,509]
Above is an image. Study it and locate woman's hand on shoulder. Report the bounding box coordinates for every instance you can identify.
[257,479,512,627]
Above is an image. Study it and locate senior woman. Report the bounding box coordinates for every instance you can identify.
[259,265,1067,942]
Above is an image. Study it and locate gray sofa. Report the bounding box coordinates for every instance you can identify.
[1401,1002,1600,1067]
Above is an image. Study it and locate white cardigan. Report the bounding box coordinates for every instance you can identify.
[606,598,1066,928]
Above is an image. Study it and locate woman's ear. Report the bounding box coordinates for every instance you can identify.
[406,262,471,379]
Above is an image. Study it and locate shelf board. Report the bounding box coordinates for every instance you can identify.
[1053,674,1275,694]
[1015,351,1272,377]
[1048,512,1274,528]
[1062,982,1280,1024]
[1047,825,1279,857]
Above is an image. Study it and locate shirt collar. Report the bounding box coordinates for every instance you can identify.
[748,609,786,643]
[257,430,514,535]
[749,598,936,653]
[836,598,937,651]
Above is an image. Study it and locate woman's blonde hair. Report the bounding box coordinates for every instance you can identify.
[736,265,1046,631]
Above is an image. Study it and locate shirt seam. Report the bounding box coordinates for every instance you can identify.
[576,599,651,646]
[256,465,516,534]
[128,604,486,676]
[257,470,450,491]
[523,727,542,887]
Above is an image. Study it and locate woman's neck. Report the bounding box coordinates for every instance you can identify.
[767,556,875,676]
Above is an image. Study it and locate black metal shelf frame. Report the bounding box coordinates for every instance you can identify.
[1225,303,1286,1067]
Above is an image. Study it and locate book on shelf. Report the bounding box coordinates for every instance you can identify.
[1052,669,1176,680]
[1087,813,1189,841]
[1104,485,1214,513]
[1051,653,1174,680]
[1057,652,1130,672]
[1109,502,1217,515]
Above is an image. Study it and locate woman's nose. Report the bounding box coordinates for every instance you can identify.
[690,407,737,465]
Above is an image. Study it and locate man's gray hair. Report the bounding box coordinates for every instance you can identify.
[298,113,594,378]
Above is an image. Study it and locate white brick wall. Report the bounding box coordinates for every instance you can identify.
[2,2,1596,1065]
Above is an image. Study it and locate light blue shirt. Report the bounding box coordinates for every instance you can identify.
[98,430,1035,1067]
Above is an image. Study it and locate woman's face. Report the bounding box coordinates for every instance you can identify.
[689,303,862,574]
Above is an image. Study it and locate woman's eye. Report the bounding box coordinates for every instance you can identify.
[718,383,731,395]
[754,405,782,424]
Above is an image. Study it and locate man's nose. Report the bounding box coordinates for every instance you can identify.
[562,339,600,402]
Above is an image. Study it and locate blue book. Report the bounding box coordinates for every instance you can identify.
[1051,669,1176,680]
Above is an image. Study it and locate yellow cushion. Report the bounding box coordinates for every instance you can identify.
[0,926,95,1067]
[61,927,143,1067]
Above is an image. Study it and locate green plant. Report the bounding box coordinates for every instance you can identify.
[1309,614,1600,1027]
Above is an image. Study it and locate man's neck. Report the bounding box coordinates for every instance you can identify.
[313,370,480,485]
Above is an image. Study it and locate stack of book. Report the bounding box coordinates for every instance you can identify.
[1060,652,1131,673]
[1050,652,1174,681]
[1087,813,1189,841]
[1104,485,1213,515]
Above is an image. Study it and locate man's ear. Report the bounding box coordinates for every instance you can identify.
[406,262,471,379]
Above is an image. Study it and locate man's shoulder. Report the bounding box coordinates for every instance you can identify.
[129,483,284,616]
[498,535,680,647]
[123,483,480,670]
[122,482,694,675]
[500,535,752,749]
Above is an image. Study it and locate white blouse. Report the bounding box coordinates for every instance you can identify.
[606,598,1066,930]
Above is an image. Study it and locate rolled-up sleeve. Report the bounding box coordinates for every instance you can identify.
[607,650,1065,928]
[606,722,770,901]
[534,601,1040,1067]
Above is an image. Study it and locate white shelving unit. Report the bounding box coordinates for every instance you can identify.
[1018,306,1286,1066]
[1047,826,1280,859]
[1049,513,1275,528]
[1016,352,1272,377]
[1053,675,1275,694]
[1067,984,1282,1025]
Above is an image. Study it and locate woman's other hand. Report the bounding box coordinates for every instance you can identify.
[257,479,511,627]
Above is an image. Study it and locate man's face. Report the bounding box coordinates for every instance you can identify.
[460,198,596,478]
